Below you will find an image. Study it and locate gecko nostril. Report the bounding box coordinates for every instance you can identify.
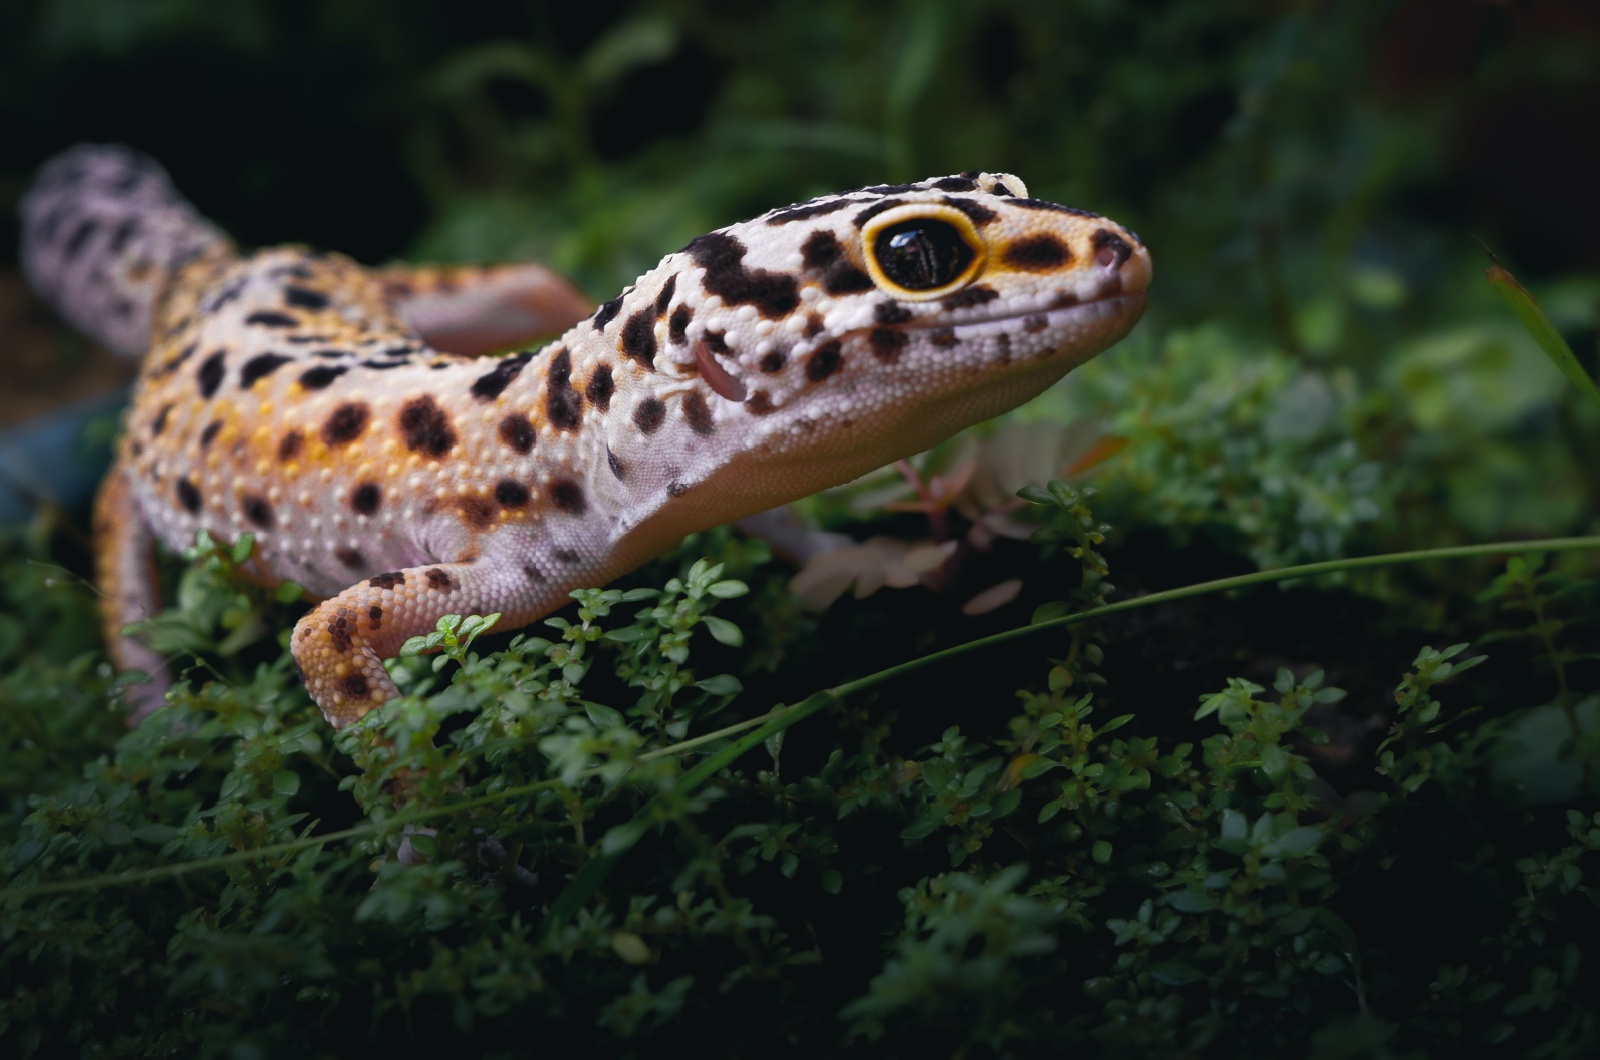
[1092,230,1132,270]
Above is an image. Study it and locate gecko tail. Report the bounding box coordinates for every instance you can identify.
[20,144,234,358]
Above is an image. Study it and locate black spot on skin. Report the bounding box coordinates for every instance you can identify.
[852,199,906,228]
[1053,291,1081,309]
[197,350,227,398]
[336,547,365,570]
[339,674,369,700]
[242,494,274,528]
[495,480,530,508]
[686,231,800,318]
[151,403,173,436]
[620,309,658,369]
[654,274,677,316]
[759,350,786,373]
[245,311,298,327]
[471,351,533,401]
[806,341,843,382]
[398,396,457,457]
[206,278,246,313]
[703,330,729,355]
[765,198,851,225]
[328,612,354,653]
[151,342,196,378]
[869,328,908,362]
[823,264,874,295]
[361,359,410,370]
[1013,198,1100,219]
[801,230,842,269]
[585,364,614,410]
[367,604,383,624]
[633,397,666,433]
[239,352,294,389]
[683,390,715,435]
[62,218,97,259]
[545,348,584,430]
[351,482,381,515]
[746,391,775,415]
[933,176,979,192]
[929,327,958,348]
[369,572,404,590]
[321,402,370,446]
[200,420,223,449]
[941,196,998,225]
[874,302,913,325]
[523,564,546,583]
[607,447,625,480]
[1004,234,1072,271]
[111,298,133,319]
[992,182,1013,196]
[941,285,1000,310]
[1023,314,1049,333]
[108,218,139,254]
[668,305,692,345]
[425,568,455,591]
[553,548,580,564]
[592,294,624,330]
[283,286,328,310]
[175,477,201,514]
[299,364,346,389]
[309,347,348,357]
[1092,229,1134,270]
[667,481,690,497]
[278,430,303,461]
[131,441,144,458]
[499,413,535,453]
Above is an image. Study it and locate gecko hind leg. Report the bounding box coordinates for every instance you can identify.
[92,457,173,722]
[375,261,593,356]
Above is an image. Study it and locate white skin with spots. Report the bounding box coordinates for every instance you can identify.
[23,147,1151,728]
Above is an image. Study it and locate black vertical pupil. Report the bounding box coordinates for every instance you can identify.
[873,219,974,290]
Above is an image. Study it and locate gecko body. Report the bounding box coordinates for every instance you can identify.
[22,145,1151,729]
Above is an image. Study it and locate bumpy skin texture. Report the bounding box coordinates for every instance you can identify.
[23,146,1151,729]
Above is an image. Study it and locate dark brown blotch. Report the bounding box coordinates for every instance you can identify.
[175,476,201,514]
[823,264,874,296]
[328,609,355,653]
[245,311,297,328]
[298,364,346,390]
[759,350,786,373]
[351,482,381,515]
[338,674,369,699]
[240,352,295,389]
[550,479,586,514]
[283,285,329,310]
[321,402,369,447]
[929,327,958,349]
[196,350,227,398]
[654,274,677,316]
[545,348,583,430]
[335,547,365,570]
[277,430,303,461]
[495,480,530,508]
[806,341,843,382]
[1003,234,1072,271]
[471,351,532,402]
[499,413,536,453]
[585,364,614,410]
[668,304,692,345]
[941,196,997,225]
[633,397,666,434]
[874,302,913,325]
[802,230,843,269]
[398,396,456,457]
[151,403,173,436]
[242,494,274,528]
[200,420,223,449]
[745,390,776,415]
[941,285,999,310]
[368,572,404,590]
[620,309,658,369]
[869,327,908,363]
[686,231,800,319]
[424,568,455,592]
[683,390,715,435]
[459,496,496,530]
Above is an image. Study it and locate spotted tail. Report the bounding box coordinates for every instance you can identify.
[20,144,234,358]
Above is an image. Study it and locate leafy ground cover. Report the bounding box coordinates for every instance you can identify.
[2,1,1599,1056]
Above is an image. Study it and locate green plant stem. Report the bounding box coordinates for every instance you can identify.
[7,535,1598,906]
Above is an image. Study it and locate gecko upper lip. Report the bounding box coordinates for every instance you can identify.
[899,290,1147,332]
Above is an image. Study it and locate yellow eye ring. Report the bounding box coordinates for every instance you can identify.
[860,203,986,301]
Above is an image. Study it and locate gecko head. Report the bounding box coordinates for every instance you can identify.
[579,172,1149,523]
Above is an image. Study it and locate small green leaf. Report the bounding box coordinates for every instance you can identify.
[1483,250,1600,411]
[272,770,301,797]
[706,579,749,599]
[695,673,743,697]
[701,615,744,647]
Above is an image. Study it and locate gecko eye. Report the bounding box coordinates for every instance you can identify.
[873,220,974,291]
[860,205,985,300]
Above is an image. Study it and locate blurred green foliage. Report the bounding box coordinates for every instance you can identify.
[2,0,1600,1056]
